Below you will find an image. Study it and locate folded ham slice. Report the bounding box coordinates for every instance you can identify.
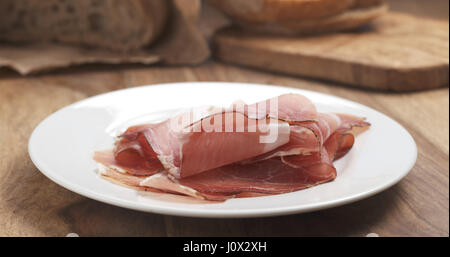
[113,94,319,179]
[243,112,369,163]
[234,93,318,122]
[95,128,353,201]
[116,112,291,179]
[94,93,370,202]
[175,129,351,198]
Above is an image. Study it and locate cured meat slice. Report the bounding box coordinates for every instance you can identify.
[173,129,362,198]
[97,125,362,202]
[232,93,318,123]
[177,155,336,195]
[299,112,367,149]
[140,173,235,201]
[174,131,356,196]
[336,113,371,132]
[112,106,226,177]
[334,133,355,160]
[114,131,165,176]
[176,113,291,178]
[97,131,355,201]
[281,131,352,168]
[94,150,162,177]
[95,150,235,201]
[93,93,371,202]
[241,125,320,163]
[113,111,291,179]
[244,112,369,163]
[113,93,321,179]
[303,112,369,145]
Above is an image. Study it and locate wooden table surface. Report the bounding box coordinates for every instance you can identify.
[0,0,448,237]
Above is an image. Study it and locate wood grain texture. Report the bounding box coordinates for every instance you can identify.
[213,12,449,91]
[0,0,448,237]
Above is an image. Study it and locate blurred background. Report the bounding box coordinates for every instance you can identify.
[0,0,448,237]
[388,0,448,19]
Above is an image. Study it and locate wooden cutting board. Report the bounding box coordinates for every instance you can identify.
[212,13,449,91]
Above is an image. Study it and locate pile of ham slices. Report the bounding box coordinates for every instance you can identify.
[94,94,370,201]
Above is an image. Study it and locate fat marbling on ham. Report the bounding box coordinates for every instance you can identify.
[94,93,370,202]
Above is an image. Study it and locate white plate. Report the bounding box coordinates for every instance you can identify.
[28,82,417,218]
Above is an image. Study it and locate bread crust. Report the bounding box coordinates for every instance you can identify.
[207,0,387,34]
[0,0,170,51]
[243,4,388,35]
[207,0,356,22]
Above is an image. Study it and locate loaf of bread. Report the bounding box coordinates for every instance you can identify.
[206,0,387,35]
[0,0,169,52]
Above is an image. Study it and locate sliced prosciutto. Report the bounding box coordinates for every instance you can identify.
[243,112,369,163]
[94,93,371,202]
[113,94,318,179]
[138,130,353,200]
[176,130,352,197]
[232,93,318,122]
[177,157,335,196]
[94,149,162,177]
[115,111,291,179]
[95,128,360,201]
